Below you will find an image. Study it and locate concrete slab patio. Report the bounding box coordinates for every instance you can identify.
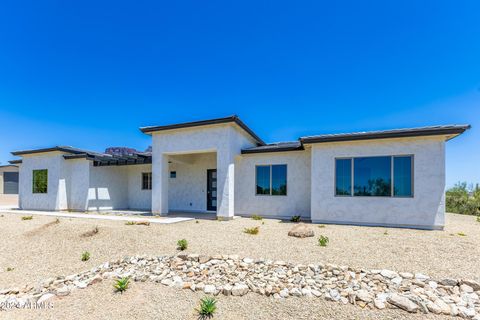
[0,209,194,224]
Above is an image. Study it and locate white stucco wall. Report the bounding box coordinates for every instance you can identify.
[310,137,446,229]
[151,123,257,218]
[66,159,90,211]
[18,152,68,211]
[88,165,129,211]
[235,150,311,219]
[127,164,152,210]
[168,153,216,212]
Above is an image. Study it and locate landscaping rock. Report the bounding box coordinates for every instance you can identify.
[232,284,249,296]
[462,280,480,291]
[387,294,419,313]
[287,223,314,238]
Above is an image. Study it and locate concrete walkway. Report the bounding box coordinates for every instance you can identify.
[0,209,193,224]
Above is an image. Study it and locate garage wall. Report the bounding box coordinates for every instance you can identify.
[0,166,19,194]
[127,164,152,210]
[88,165,129,210]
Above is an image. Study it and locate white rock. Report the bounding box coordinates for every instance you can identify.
[434,299,451,315]
[160,279,172,286]
[427,301,442,314]
[172,276,183,289]
[374,299,386,309]
[311,289,321,297]
[462,280,480,291]
[231,284,249,296]
[387,294,419,313]
[329,289,341,301]
[279,288,289,298]
[356,289,372,303]
[204,285,216,294]
[399,272,414,279]
[380,269,398,279]
[391,277,403,286]
[458,306,476,318]
[56,286,70,297]
[415,273,430,281]
[301,288,312,297]
[428,281,438,290]
[439,278,458,286]
[242,258,254,264]
[222,284,232,295]
[37,293,55,304]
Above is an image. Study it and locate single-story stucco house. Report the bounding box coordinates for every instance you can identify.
[9,116,470,229]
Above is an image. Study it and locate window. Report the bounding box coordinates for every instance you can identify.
[142,172,152,190]
[394,156,413,197]
[170,171,176,178]
[32,169,48,193]
[354,156,391,196]
[256,164,287,196]
[335,159,352,196]
[335,155,413,197]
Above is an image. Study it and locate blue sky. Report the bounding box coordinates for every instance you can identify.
[0,1,478,187]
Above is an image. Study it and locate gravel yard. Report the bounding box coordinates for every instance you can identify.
[0,212,478,319]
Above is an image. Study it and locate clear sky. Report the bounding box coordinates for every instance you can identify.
[0,1,478,188]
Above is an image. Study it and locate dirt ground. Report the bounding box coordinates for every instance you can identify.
[0,212,478,319]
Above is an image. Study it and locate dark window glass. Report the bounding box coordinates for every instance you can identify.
[256,166,270,195]
[32,169,48,193]
[271,165,287,195]
[170,171,176,178]
[394,156,413,197]
[354,157,391,196]
[142,172,152,190]
[335,159,352,196]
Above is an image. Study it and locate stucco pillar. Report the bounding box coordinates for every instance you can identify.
[216,150,235,220]
[152,153,169,215]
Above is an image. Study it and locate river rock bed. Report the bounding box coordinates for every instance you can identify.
[1,254,479,318]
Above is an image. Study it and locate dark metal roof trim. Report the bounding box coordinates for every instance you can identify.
[241,142,304,154]
[11,146,105,157]
[0,164,19,168]
[300,125,471,144]
[8,159,22,165]
[140,115,265,146]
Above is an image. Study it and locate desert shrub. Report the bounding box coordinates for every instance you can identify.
[196,296,217,320]
[125,221,136,225]
[81,251,91,261]
[290,215,301,222]
[457,232,467,237]
[251,215,262,221]
[177,239,188,251]
[318,235,329,247]
[114,277,130,293]
[446,182,480,215]
[22,216,33,220]
[318,225,326,228]
[243,226,259,235]
[6,267,14,272]
[477,216,480,223]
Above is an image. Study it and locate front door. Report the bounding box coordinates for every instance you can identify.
[207,169,217,211]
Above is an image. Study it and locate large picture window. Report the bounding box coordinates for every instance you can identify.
[32,169,48,194]
[256,164,287,196]
[142,172,152,190]
[335,155,413,197]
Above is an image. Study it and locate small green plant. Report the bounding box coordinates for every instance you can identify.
[114,277,130,293]
[6,267,14,272]
[81,226,99,237]
[125,221,136,225]
[177,239,188,251]
[262,221,265,225]
[251,214,262,220]
[22,216,33,220]
[81,251,91,261]
[196,296,217,320]
[457,232,467,237]
[290,215,301,222]
[318,224,326,228]
[476,216,480,223]
[383,230,388,235]
[196,220,200,224]
[243,226,259,235]
[318,235,329,247]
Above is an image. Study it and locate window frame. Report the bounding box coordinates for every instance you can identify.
[255,164,287,196]
[32,169,48,194]
[334,155,414,198]
[141,172,152,190]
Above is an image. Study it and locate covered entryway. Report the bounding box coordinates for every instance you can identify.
[167,152,217,214]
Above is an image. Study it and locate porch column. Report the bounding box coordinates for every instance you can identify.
[152,153,169,215]
[217,150,235,220]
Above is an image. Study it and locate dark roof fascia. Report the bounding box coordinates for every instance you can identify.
[8,159,22,165]
[300,125,471,144]
[0,164,18,168]
[63,154,95,160]
[139,115,265,146]
[241,144,305,154]
[11,146,86,156]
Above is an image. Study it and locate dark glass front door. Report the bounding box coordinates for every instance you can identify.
[207,169,217,211]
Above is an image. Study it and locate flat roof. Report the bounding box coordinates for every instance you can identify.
[299,124,471,144]
[241,141,304,154]
[139,115,265,146]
